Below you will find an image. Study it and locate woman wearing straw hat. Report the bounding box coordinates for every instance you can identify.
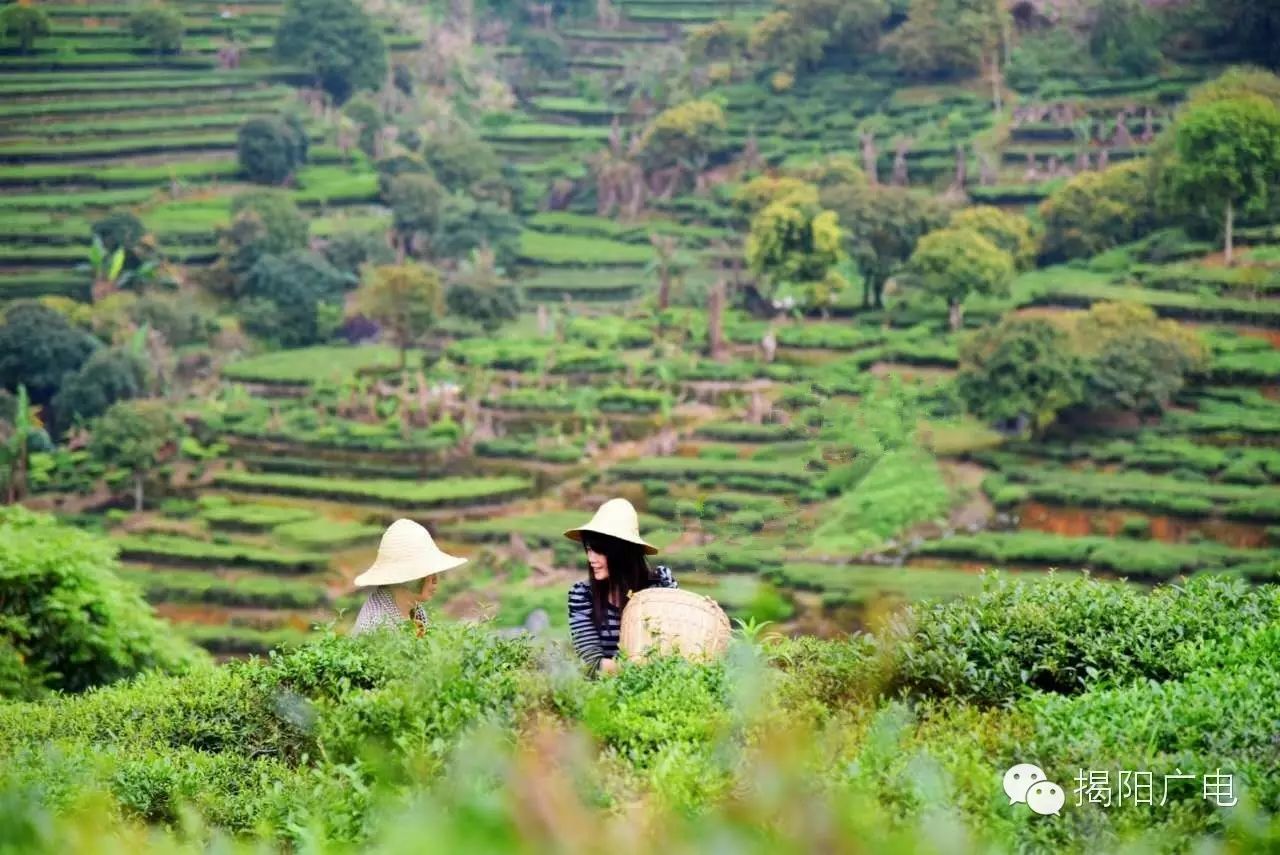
[565,497,676,674]
[351,518,467,635]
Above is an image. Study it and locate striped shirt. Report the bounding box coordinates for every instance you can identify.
[567,566,676,670]
[352,586,428,635]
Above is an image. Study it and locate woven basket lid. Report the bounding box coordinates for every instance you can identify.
[619,587,732,662]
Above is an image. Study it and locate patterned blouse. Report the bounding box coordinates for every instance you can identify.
[352,586,428,635]
[567,566,677,670]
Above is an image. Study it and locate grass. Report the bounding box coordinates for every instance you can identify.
[200,501,317,532]
[987,464,1280,521]
[520,268,646,301]
[211,471,534,510]
[482,123,611,142]
[113,533,329,573]
[122,567,329,610]
[608,457,812,493]
[221,346,420,385]
[0,159,240,188]
[766,562,990,607]
[274,518,383,551]
[912,530,1277,580]
[452,509,677,549]
[517,230,654,266]
[178,623,310,655]
[0,132,243,161]
[0,88,289,121]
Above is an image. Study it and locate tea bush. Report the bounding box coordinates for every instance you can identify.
[0,508,204,699]
[0,575,1277,851]
[889,575,1279,705]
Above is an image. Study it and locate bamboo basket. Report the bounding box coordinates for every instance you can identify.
[619,588,732,662]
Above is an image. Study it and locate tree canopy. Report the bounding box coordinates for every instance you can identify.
[357,264,445,366]
[238,115,310,185]
[906,227,1014,329]
[1165,94,1280,263]
[275,0,389,103]
[89,400,180,512]
[957,316,1085,434]
[0,5,50,54]
[0,303,99,406]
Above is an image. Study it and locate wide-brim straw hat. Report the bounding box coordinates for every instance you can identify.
[354,518,467,587]
[563,497,658,555]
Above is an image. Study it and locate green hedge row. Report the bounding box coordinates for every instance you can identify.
[122,568,329,610]
[913,531,1277,580]
[114,534,328,574]
[212,471,533,510]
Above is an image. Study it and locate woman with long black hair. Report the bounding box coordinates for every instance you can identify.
[564,498,676,674]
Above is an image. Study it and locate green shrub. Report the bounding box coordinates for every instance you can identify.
[890,575,1277,705]
[0,507,204,699]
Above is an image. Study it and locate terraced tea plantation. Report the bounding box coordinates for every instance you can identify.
[2,0,1278,660]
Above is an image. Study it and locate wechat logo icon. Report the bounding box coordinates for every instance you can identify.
[1004,763,1064,817]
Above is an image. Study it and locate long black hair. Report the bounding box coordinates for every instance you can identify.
[581,531,652,632]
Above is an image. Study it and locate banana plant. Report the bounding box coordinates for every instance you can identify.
[1,386,35,504]
[80,235,159,302]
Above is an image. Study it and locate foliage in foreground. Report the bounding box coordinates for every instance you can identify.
[0,575,1276,853]
[0,507,205,700]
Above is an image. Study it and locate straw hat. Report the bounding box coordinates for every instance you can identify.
[563,497,658,555]
[353,518,467,587]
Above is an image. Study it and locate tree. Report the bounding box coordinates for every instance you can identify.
[745,200,844,306]
[733,175,820,219]
[1088,0,1162,77]
[0,303,98,406]
[885,0,1006,79]
[0,5,50,54]
[357,264,445,367]
[432,194,521,267]
[127,7,184,54]
[1166,94,1280,264]
[957,316,1085,435]
[241,251,350,347]
[647,234,688,311]
[91,212,148,272]
[275,0,388,103]
[342,97,383,157]
[207,192,310,298]
[1192,1,1280,71]
[745,0,888,73]
[51,348,150,436]
[89,401,180,512]
[1069,301,1206,415]
[386,173,445,258]
[231,191,309,254]
[906,227,1014,330]
[237,116,309,184]
[322,228,396,277]
[446,250,520,333]
[0,386,35,504]
[638,99,728,171]
[1185,66,1280,110]
[1038,161,1152,262]
[820,182,948,308]
[948,205,1037,270]
[421,131,504,195]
